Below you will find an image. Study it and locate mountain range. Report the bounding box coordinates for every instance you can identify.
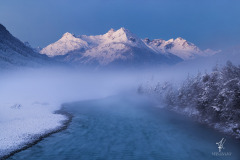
[0,24,219,69]
[40,27,218,67]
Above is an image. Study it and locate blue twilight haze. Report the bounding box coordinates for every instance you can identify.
[0,0,240,50]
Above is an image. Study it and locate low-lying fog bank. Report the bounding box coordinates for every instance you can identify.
[0,50,239,158]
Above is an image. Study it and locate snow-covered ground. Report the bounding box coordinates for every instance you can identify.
[0,102,67,158]
[0,69,74,158]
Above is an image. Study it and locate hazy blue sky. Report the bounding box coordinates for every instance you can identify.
[1,0,240,50]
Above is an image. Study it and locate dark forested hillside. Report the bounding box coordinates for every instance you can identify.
[139,61,240,138]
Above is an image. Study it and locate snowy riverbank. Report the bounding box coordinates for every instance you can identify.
[0,102,70,159]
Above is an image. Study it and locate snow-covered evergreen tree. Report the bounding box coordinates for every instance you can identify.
[139,61,240,138]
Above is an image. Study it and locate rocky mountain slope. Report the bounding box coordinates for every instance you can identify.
[0,24,51,69]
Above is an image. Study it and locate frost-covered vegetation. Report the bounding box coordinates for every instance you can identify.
[139,61,240,138]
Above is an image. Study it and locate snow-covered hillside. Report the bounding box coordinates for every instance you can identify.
[0,24,52,69]
[40,28,218,66]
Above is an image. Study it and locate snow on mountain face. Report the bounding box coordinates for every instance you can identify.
[41,28,182,66]
[144,37,219,60]
[77,28,154,65]
[0,24,51,68]
[41,27,146,58]
[40,32,88,57]
[101,28,145,46]
[40,27,218,66]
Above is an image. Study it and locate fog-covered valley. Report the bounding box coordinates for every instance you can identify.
[1,57,240,159]
[1,6,240,158]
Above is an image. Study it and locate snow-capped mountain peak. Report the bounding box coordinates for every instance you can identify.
[145,37,218,60]
[40,27,218,66]
[41,27,147,59]
[175,37,184,41]
[61,32,76,39]
[102,27,142,46]
[40,32,88,57]
[105,28,115,36]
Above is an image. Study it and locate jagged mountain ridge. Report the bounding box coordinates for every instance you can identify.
[144,37,218,60]
[40,28,218,67]
[0,24,52,69]
[40,28,183,66]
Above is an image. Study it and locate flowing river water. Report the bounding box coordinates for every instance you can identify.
[8,95,240,160]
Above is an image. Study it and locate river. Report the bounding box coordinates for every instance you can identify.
[8,95,240,160]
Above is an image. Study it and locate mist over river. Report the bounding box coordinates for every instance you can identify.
[8,95,240,160]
